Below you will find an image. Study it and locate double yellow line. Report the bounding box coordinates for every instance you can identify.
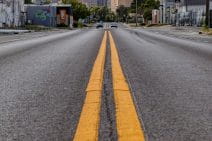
[73,31,145,141]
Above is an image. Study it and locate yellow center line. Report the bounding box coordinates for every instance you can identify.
[73,31,107,141]
[109,31,145,141]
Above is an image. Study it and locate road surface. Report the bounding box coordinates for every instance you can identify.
[0,27,212,141]
[0,30,71,44]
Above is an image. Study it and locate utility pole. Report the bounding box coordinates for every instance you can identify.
[205,0,209,27]
[12,0,15,27]
[160,4,163,24]
[135,0,138,26]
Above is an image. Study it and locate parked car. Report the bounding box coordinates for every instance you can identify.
[110,23,118,28]
[96,23,103,28]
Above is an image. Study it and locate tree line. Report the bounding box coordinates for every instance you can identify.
[116,0,160,23]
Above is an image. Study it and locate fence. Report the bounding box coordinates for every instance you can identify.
[174,10,205,27]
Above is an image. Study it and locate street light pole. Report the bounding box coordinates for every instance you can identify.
[12,0,15,27]
[135,0,138,26]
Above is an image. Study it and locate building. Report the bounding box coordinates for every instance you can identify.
[175,0,212,27]
[97,0,107,6]
[118,0,133,7]
[110,0,132,12]
[31,0,62,4]
[0,0,25,28]
[25,4,73,28]
[52,0,62,3]
[31,0,46,4]
[110,0,118,12]
[152,9,160,24]
[159,0,175,24]
[80,0,98,7]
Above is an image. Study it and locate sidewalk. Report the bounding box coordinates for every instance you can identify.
[146,25,202,33]
[0,29,30,34]
[124,24,212,43]
[0,29,71,44]
[143,25,212,44]
[125,23,203,32]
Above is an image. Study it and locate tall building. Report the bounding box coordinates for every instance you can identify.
[97,0,108,6]
[110,0,132,12]
[80,0,98,7]
[110,0,118,12]
[118,0,133,7]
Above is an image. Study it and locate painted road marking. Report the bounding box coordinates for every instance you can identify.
[73,31,107,141]
[109,31,145,141]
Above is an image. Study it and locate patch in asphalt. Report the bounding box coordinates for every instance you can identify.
[99,37,118,141]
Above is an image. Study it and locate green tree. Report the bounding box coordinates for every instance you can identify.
[24,0,32,4]
[97,6,109,21]
[62,0,90,21]
[142,0,160,9]
[130,0,144,13]
[89,6,101,21]
[105,11,116,22]
[129,0,159,23]
[116,5,129,22]
[141,0,160,21]
[44,0,52,4]
[143,8,152,21]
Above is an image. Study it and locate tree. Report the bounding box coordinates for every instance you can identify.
[62,0,90,21]
[105,12,116,22]
[143,8,152,21]
[89,6,112,22]
[142,0,160,9]
[116,5,129,22]
[141,0,160,21]
[44,0,52,4]
[63,0,114,23]
[24,0,32,4]
[89,7,100,20]
[129,0,159,23]
[97,6,110,21]
[130,0,144,13]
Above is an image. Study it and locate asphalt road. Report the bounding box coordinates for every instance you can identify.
[0,27,212,141]
[0,29,104,141]
[111,28,212,141]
